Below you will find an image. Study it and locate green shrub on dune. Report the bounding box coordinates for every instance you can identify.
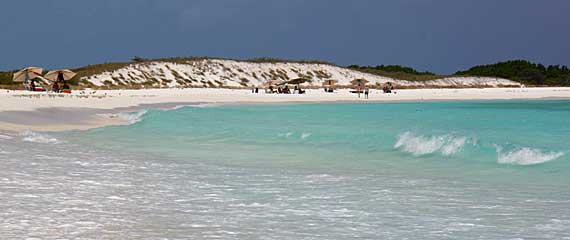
[455,60,570,86]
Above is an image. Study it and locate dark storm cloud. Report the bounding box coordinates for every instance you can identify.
[0,0,568,73]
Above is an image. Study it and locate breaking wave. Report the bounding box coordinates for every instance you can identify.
[394,131,468,156]
[186,103,221,108]
[278,132,293,138]
[20,131,61,144]
[278,132,313,140]
[496,146,564,165]
[158,105,189,111]
[394,131,565,165]
[116,110,148,125]
[301,132,312,139]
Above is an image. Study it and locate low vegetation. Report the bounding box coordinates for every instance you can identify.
[0,71,15,85]
[347,64,446,81]
[348,64,435,75]
[455,60,570,86]
[71,62,133,83]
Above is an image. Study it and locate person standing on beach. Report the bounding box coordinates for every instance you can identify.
[57,72,65,82]
[29,79,36,91]
[52,82,60,93]
[364,87,369,99]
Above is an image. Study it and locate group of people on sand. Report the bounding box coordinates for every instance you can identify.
[24,71,72,93]
[251,82,395,97]
[354,87,370,99]
[27,79,51,92]
[356,83,396,99]
[263,85,305,94]
[50,80,71,93]
[28,79,39,91]
[383,82,394,93]
[27,79,71,93]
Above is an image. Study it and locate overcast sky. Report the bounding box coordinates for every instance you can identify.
[1,0,568,73]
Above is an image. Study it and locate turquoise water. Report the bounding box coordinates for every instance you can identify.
[1,100,570,239]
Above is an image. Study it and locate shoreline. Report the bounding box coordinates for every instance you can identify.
[2,87,570,132]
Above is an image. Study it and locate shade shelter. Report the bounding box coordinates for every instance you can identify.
[322,79,338,92]
[278,78,310,94]
[351,79,369,98]
[281,78,310,85]
[351,78,369,88]
[322,79,338,86]
[13,67,44,91]
[263,80,284,93]
[13,67,43,82]
[44,69,77,82]
[263,80,283,87]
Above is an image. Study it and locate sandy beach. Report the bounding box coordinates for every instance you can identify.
[1,87,570,132]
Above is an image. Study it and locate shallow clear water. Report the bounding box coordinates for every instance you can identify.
[1,100,570,239]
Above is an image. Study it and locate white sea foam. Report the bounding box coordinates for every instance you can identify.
[116,110,148,124]
[441,137,467,155]
[301,132,312,139]
[278,132,312,139]
[187,103,221,108]
[20,131,61,144]
[496,146,564,165]
[158,105,188,111]
[278,132,293,138]
[106,196,127,201]
[394,131,467,156]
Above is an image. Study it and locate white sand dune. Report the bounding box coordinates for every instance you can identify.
[82,59,519,88]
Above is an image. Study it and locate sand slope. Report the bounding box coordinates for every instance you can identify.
[82,59,520,88]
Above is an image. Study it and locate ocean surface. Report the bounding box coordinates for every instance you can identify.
[1,100,570,239]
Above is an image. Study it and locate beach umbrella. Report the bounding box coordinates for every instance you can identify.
[263,80,283,87]
[283,78,310,85]
[351,78,369,87]
[12,67,43,82]
[351,78,369,98]
[44,69,77,82]
[322,79,338,86]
